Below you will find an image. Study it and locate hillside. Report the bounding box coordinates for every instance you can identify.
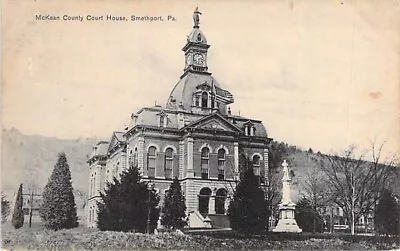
[1,128,398,223]
[1,128,100,218]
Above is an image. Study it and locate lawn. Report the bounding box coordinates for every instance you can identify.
[1,223,399,250]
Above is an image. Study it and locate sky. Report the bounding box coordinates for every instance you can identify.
[2,0,400,159]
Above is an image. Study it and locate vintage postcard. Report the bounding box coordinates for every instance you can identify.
[2,0,399,250]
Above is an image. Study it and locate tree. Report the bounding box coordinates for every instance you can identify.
[12,184,24,229]
[228,168,269,234]
[40,152,78,230]
[300,160,329,233]
[1,192,11,223]
[321,145,396,235]
[161,177,187,230]
[375,189,400,236]
[97,166,160,233]
[268,141,288,170]
[295,197,324,233]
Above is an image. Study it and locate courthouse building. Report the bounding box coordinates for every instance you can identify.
[86,9,272,228]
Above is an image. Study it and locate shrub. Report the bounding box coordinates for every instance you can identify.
[11,184,24,229]
[295,197,324,233]
[40,152,79,230]
[228,168,268,234]
[97,167,160,233]
[161,177,187,230]
[375,189,400,236]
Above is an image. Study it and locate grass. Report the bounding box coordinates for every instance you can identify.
[1,222,399,250]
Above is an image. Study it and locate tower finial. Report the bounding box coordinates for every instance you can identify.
[193,7,202,28]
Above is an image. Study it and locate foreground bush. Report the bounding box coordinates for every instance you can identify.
[161,177,187,230]
[295,197,324,233]
[375,189,400,236]
[228,168,268,234]
[40,153,79,230]
[97,167,160,233]
[11,184,24,229]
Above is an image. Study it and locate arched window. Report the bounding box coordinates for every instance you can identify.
[133,147,138,168]
[201,147,209,179]
[164,148,173,179]
[147,146,156,178]
[115,162,120,178]
[128,150,133,168]
[195,95,200,107]
[201,92,208,108]
[93,173,96,195]
[90,175,93,197]
[199,187,212,217]
[252,155,261,176]
[217,149,225,180]
[215,189,227,214]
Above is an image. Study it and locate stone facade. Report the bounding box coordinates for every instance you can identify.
[86,10,272,229]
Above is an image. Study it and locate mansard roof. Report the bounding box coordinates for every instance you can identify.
[128,106,269,138]
[107,131,126,153]
[87,141,109,163]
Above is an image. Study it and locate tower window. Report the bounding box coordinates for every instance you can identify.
[201,147,209,179]
[160,116,165,127]
[164,148,173,179]
[252,155,261,176]
[217,149,225,180]
[201,92,208,108]
[197,33,202,42]
[147,146,156,178]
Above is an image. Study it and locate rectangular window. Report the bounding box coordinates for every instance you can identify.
[218,168,224,180]
[165,159,172,179]
[148,158,156,178]
[201,159,208,179]
[218,160,225,180]
[147,147,157,178]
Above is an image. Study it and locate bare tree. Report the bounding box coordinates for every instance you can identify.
[300,162,328,233]
[321,144,396,235]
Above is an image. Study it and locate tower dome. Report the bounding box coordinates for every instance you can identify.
[166,8,234,115]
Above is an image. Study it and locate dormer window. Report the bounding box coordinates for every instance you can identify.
[157,112,167,127]
[244,121,255,136]
[160,116,165,127]
[197,33,202,42]
[201,92,208,108]
[195,95,200,107]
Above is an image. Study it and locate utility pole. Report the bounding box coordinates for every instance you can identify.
[29,189,34,227]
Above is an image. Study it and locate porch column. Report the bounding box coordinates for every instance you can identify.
[234,142,239,177]
[209,196,216,214]
[264,148,269,183]
[138,136,145,176]
[179,141,185,179]
[187,137,194,178]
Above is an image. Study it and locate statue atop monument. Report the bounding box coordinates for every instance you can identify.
[193,7,202,28]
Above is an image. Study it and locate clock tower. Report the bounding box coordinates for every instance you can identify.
[182,7,210,77]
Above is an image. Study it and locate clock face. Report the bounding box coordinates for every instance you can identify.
[193,54,204,65]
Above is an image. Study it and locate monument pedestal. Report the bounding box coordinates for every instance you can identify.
[273,160,302,233]
[273,202,302,233]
